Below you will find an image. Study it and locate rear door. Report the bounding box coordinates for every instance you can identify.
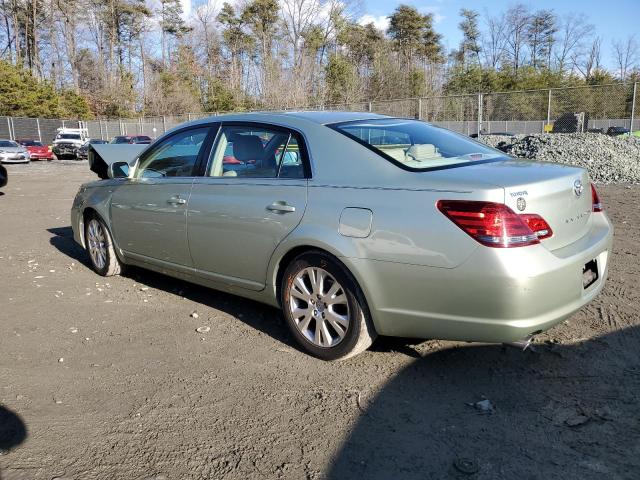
[110,125,215,269]
[188,123,308,290]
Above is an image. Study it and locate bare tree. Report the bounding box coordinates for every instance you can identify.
[612,35,638,80]
[554,13,592,74]
[503,4,529,75]
[482,10,506,69]
[575,36,601,80]
[193,1,221,77]
[281,0,319,70]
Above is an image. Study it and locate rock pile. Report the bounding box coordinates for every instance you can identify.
[478,133,640,184]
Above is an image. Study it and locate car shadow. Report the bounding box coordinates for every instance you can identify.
[124,265,300,349]
[47,226,92,269]
[326,325,640,479]
[0,406,27,479]
[47,226,298,350]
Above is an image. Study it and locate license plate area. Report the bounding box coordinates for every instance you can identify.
[583,259,598,289]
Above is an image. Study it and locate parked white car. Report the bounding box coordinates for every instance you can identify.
[0,140,30,163]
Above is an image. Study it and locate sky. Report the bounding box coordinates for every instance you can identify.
[361,0,638,70]
[186,0,637,70]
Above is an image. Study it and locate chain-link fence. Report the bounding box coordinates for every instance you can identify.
[1,83,637,144]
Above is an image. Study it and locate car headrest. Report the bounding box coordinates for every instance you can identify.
[405,143,441,161]
[232,135,263,162]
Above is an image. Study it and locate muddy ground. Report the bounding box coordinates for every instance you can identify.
[0,161,638,480]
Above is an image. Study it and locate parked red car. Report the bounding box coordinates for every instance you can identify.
[17,139,53,160]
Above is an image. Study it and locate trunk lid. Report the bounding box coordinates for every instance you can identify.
[460,159,593,250]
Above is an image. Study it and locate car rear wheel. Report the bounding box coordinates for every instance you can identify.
[85,215,123,276]
[281,251,376,360]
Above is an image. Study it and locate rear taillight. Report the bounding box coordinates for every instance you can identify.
[437,200,547,248]
[520,214,553,240]
[591,183,602,212]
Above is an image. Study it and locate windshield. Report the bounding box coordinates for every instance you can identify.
[20,140,43,146]
[0,140,18,148]
[331,118,507,170]
[58,134,81,140]
[111,137,131,144]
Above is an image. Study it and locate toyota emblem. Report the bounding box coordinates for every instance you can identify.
[516,197,526,211]
[573,179,583,197]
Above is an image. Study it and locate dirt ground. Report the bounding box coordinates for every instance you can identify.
[0,161,638,480]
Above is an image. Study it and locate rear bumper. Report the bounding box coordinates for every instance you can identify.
[346,212,613,342]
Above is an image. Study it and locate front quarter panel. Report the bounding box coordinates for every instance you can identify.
[71,180,125,249]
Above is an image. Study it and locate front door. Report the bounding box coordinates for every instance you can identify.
[188,123,308,290]
[110,125,214,269]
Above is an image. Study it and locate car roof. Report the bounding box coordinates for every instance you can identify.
[277,111,389,124]
[187,110,391,127]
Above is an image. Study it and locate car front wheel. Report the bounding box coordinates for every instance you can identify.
[281,251,376,360]
[84,215,123,276]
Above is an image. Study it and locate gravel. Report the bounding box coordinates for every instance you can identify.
[478,133,640,184]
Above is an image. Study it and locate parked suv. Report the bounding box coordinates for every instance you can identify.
[52,128,88,159]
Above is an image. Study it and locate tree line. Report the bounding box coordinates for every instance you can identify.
[0,0,638,118]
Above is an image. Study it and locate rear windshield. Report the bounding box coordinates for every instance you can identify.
[331,118,507,170]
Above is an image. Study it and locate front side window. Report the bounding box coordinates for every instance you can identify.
[135,127,210,179]
[207,125,305,179]
[331,118,508,170]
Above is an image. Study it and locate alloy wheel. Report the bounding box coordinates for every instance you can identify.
[87,219,107,270]
[288,267,350,348]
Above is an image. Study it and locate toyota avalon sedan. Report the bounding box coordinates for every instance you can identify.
[71,112,613,360]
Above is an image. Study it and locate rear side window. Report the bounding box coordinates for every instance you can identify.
[136,127,210,178]
[207,125,305,179]
[331,118,507,171]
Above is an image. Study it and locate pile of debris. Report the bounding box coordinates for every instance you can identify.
[478,133,640,184]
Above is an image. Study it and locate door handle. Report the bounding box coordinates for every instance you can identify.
[167,196,187,205]
[266,202,296,213]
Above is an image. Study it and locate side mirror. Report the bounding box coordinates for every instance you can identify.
[107,161,129,179]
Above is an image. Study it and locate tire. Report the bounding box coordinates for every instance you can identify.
[281,250,377,360]
[84,214,123,276]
